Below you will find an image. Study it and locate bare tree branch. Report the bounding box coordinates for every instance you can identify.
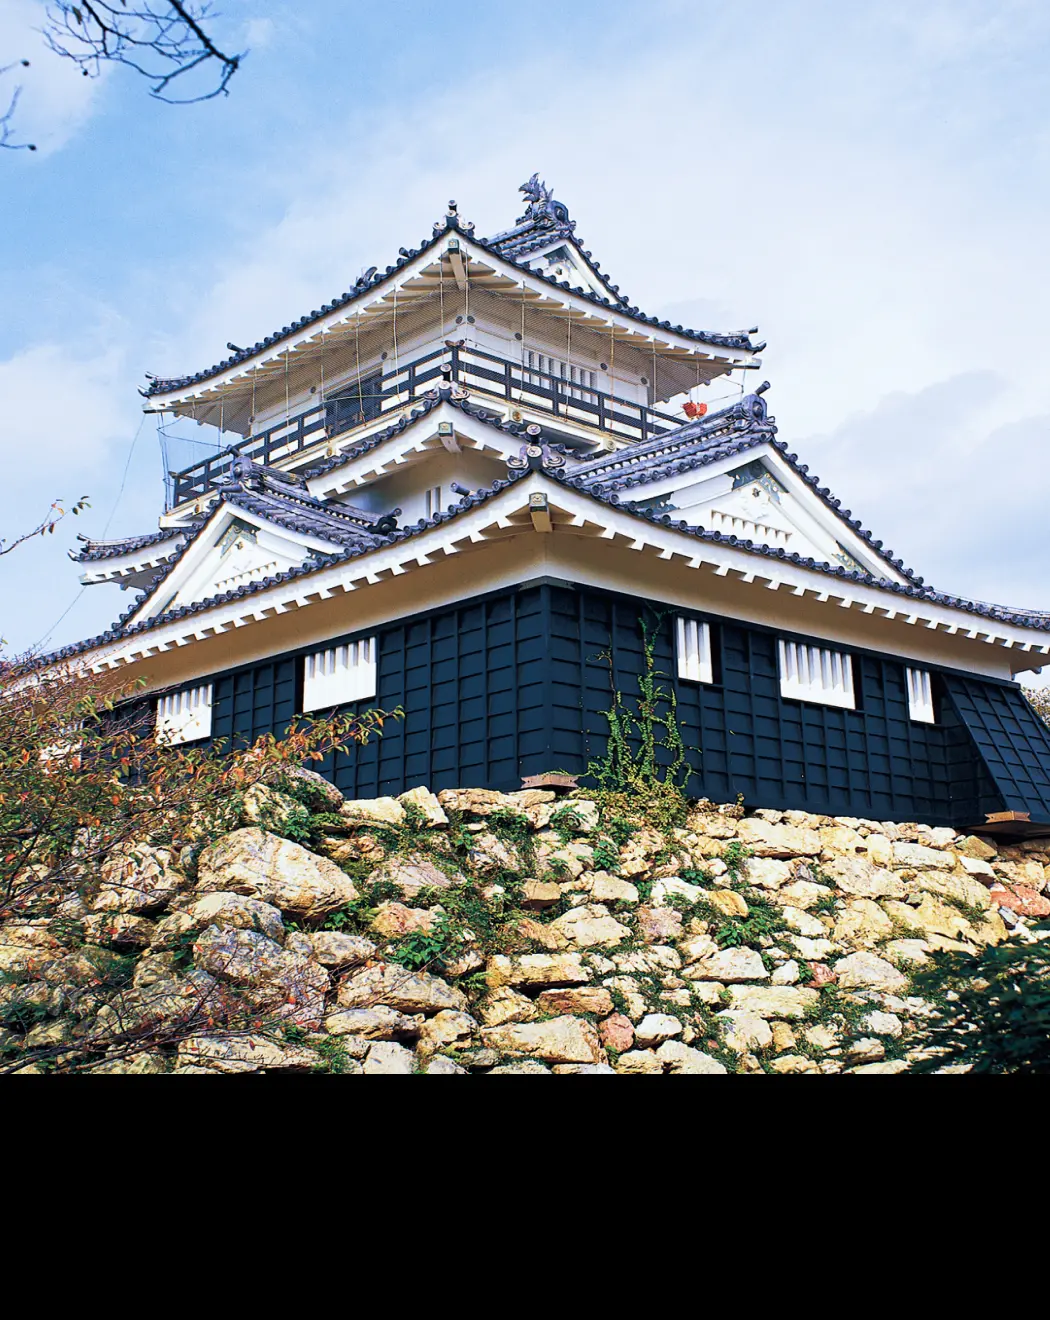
[0,497,90,557]
[0,61,36,151]
[42,1,242,104]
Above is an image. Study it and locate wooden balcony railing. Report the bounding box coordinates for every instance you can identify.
[168,344,682,507]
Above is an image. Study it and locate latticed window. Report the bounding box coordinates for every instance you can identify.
[676,616,713,684]
[777,640,855,709]
[303,638,377,712]
[907,667,936,723]
[156,684,213,744]
[525,351,597,402]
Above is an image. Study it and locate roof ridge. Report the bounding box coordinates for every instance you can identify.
[40,466,1050,668]
[144,210,760,398]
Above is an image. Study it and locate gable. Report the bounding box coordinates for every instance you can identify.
[519,242,618,303]
[617,448,910,584]
[134,510,339,623]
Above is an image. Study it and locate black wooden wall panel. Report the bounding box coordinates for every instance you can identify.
[315,586,551,796]
[189,579,1050,828]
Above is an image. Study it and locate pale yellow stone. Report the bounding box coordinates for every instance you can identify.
[769,1054,820,1074]
[727,985,821,1019]
[589,874,640,904]
[481,1015,602,1065]
[833,899,894,946]
[736,818,821,858]
[196,828,359,917]
[864,834,894,866]
[340,796,407,827]
[707,889,748,918]
[956,835,997,861]
[771,1021,797,1053]
[521,879,562,908]
[741,857,793,889]
[892,841,953,870]
[820,825,865,856]
[398,786,448,827]
[485,952,590,989]
[776,880,835,910]
[549,903,631,949]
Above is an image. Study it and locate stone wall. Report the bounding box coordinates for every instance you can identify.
[3,774,1048,1074]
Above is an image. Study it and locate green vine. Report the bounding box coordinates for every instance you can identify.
[587,611,690,798]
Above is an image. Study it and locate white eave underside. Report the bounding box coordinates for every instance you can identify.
[75,475,1050,682]
[143,237,759,411]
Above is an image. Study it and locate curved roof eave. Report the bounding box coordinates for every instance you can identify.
[39,463,1050,675]
[143,217,762,406]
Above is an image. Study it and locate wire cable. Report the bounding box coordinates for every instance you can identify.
[33,413,147,649]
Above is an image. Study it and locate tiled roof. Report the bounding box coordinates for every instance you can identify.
[44,472,527,664]
[70,526,188,564]
[106,458,399,633]
[563,390,928,589]
[144,211,760,399]
[219,458,398,540]
[42,433,1050,670]
[301,385,574,485]
[569,391,776,489]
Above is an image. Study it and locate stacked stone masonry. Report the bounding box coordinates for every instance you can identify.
[3,775,1048,1075]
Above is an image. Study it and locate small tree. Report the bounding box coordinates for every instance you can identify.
[0,655,396,1073]
[906,930,1050,1074]
[1027,686,1050,731]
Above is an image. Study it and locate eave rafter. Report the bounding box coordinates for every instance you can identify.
[144,235,759,416]
[66,474,1050,682]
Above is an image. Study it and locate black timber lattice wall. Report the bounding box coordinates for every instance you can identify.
[203,580,1050,828]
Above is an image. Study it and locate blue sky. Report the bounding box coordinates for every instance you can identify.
[2,0,1049,673]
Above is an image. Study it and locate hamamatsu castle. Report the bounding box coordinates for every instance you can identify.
[62,178,1050,833]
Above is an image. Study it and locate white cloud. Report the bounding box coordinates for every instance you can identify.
[5,0,1050,658]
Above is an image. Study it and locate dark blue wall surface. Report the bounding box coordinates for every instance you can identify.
[201,580,1050,828]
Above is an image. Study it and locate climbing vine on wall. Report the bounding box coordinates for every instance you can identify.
[587,610,691,800]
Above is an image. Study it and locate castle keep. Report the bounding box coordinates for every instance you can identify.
[62,178,1050,831]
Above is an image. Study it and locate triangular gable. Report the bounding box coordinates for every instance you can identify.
[303,393,586,501]
[126,500,355,626]
[143,213,760,423]
[568,394,914,587]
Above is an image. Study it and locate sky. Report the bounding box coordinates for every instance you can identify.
[1,0,1049,677]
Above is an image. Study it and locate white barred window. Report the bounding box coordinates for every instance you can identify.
[777,640,855,710]
[156,684,213,745]
[906,667,936,723]
[525,351,598,401]
[676,616,713,684]
[425,486,442,519]
[303,638,377,712]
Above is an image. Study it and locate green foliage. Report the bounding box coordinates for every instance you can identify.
[720,840,752,879]
[714,898,784,949]
[0,996,50,1031]
[549,805,584,843]
[485,807,532,864]
[171,926,198,970]
[590,836,619,872]
[605,815,634,847]
[364,879,402,907]
[314,1035,354,1074]
[907,924,1050,1073]
[386,920,452,972]
[586,613,689,824]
